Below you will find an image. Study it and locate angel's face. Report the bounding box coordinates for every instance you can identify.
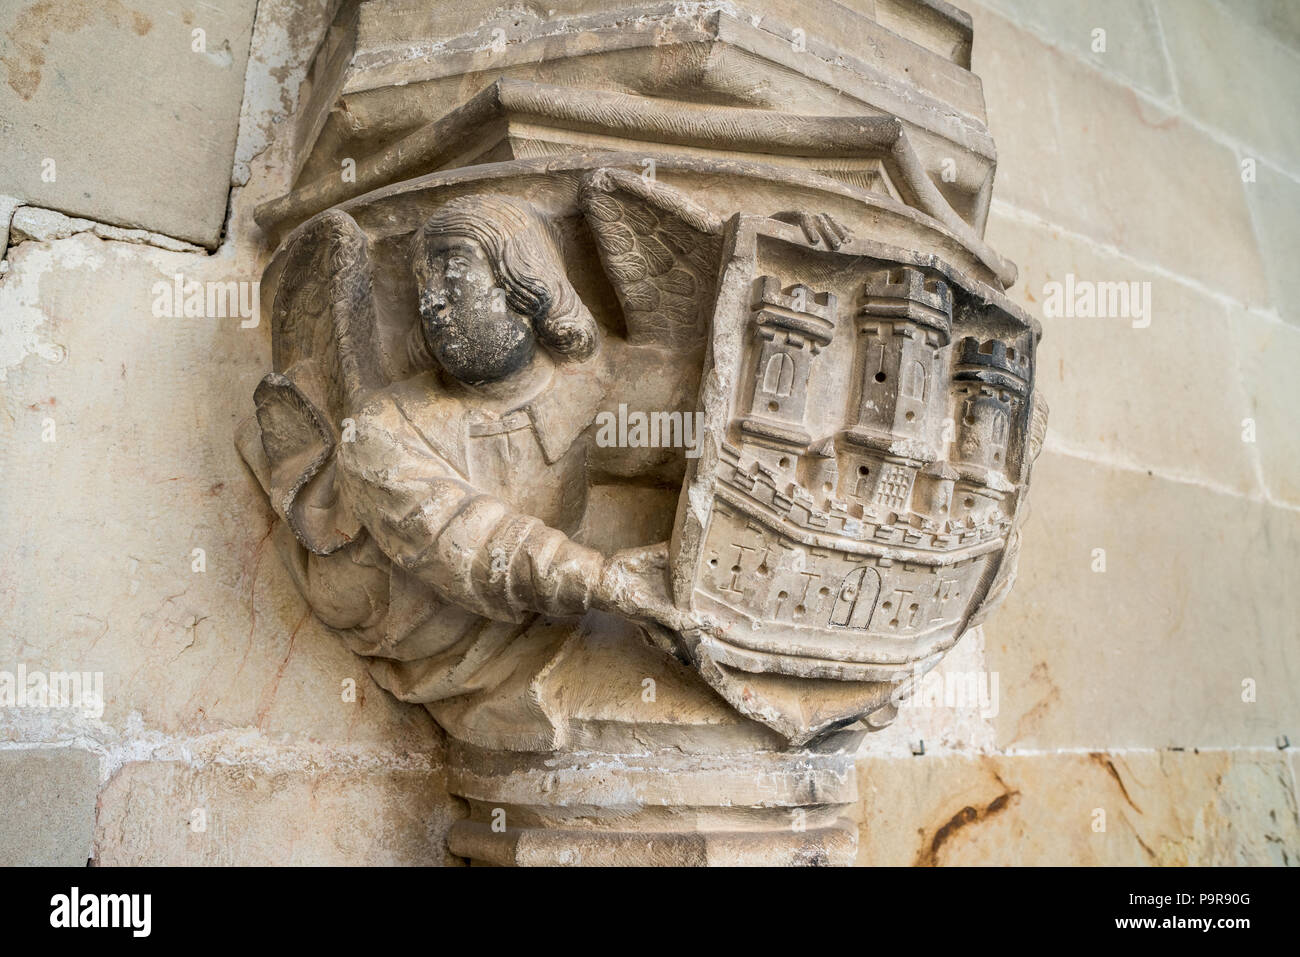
[415,237,534,385]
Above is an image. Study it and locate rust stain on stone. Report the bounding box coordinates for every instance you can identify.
[1133,830,1157,861]
[1091,752,1144,815]
[916,786,1021,866]
[1010,660,1061,744]
[2,0,152,100]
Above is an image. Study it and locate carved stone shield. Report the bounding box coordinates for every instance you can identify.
[670,214,1046,744]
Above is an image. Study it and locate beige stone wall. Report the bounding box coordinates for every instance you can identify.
[853,0,1300,865]
[0,0,463,867]
[1,0,1296,865]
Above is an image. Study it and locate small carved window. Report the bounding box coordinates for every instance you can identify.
[829,565,881,629]
[762,351,795,397]
[903,360,928,400]
[992,410,1008,445]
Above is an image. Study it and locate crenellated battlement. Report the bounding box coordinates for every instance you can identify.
[953,335,1031,393]
[858,265,953,343]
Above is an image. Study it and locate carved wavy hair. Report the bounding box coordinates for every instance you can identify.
[410,194,598,361]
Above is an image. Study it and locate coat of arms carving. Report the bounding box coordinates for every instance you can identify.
[668,213,1045,743]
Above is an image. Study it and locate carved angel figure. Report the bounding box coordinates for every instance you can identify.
[339,193,694,634]
[238,176,720,746]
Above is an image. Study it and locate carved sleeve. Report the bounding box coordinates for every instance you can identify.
[337,396,604,623]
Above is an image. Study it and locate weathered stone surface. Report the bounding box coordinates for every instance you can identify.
[1231,311,1300,507]
[975,0,1175,98]
[230,0,334,189]
[0,0,480,869]
[0,194,20,253]
[0,0,258,247]
[446,738,861,865]
[855,749,1299,865]
[95,760,462,865]
[1155,0,1300,168]
[968,2,1270,306]
[0,233,438,753]
[984,207,1260,495]
[232,0,1047,864]
[7,205,203,252]
[1233,0,1300,52]
[3,0,1296,870]
[0,748,99,865]
[983,450,1300,750]
[1241,160,1300,328]
[8,206,97,244]
[264,0,1004,255]
[285,0,995,220]
[859,624,999,755]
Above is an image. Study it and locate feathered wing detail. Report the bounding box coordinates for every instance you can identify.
[1026,388,1050,470]
[270,208,384,415]
[578,168,725,349]
[241,209,384,555]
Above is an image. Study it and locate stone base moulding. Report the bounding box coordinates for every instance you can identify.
[444,738,861,866]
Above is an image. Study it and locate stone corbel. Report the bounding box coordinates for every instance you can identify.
[239,0,1045,866]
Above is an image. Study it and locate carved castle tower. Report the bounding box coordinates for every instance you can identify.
[948,333,1031,523]
[839,265,952,518]
[737,276,836,475]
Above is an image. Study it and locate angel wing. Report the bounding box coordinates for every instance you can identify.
[237,209,384,555]
[578,168,725,349]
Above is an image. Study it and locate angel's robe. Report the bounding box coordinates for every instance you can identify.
[241,326,700,747]
[323,351,604,680]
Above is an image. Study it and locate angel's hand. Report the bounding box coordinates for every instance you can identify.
[771,210,854,250]
[592,542,689,632]
[591,542,730,645]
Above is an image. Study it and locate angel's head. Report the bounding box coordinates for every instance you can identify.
[410,194,597,385]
